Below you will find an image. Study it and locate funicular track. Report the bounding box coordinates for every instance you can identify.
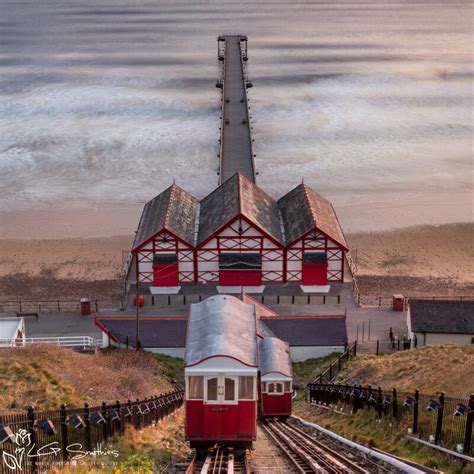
[184,446,250,474]
[261,419,375,473]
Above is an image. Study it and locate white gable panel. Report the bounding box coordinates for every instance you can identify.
[328,260,342,271]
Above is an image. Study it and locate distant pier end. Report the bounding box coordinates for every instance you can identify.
[216,35,255,184]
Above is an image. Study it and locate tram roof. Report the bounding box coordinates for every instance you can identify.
[258,337,293,378]
[184,294,258,367]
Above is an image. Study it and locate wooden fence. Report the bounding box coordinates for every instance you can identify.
[0,389,184,473]
[307,383,473,458]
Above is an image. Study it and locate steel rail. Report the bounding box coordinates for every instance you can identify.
[277,420,369,474]
[264,419,369,474]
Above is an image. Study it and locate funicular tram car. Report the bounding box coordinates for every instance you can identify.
[259,336,293,418]
[184,295,258,452]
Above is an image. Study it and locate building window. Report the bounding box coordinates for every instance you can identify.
[188,376,203,399]
[239,376,254,399]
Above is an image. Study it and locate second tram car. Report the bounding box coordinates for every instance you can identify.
[184,295,258,451]
[259,337,293,418]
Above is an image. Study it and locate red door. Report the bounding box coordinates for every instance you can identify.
[152,254,179,286]
[302,252,328,285]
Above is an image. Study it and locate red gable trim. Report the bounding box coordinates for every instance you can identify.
[185,354,258,368]
[197,213,284,250]
[260,314,346,320]
[132,227,193,253]
[94,319,118,342]
[96,316,188,321]
[287,226,348,252]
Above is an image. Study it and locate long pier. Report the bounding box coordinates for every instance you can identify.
[217,35,256,184]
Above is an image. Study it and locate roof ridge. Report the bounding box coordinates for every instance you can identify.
[163,183,176,230]
[237,173,243,215]
[301,183,318,229]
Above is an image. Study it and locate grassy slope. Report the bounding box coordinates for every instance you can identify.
[292,352,340,385]
[333,344,474,397]
[294,345,474,473]
[0,346,177,413]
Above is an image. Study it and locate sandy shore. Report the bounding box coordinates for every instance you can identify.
[0,223,472,301]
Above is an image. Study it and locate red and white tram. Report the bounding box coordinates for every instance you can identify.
[184,295,258,451]
[259,337,293,418]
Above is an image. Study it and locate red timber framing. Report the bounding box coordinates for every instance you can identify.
[133,230,194,285]
[196,216,284,284]
[286,229,345,283]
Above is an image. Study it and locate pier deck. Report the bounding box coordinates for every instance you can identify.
[218,35,255,184]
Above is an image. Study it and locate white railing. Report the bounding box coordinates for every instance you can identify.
[0,336,102,349]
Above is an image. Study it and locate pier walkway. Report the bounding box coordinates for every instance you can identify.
[217,35,255,184]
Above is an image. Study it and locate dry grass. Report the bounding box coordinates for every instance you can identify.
[0,346,172,413]
[120,408,189,462]
[334,344,474,397]
[50,409,189,473]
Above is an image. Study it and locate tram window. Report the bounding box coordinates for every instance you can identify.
[207,378,218,401]
[276,383,283,393]
[224,378,236,401]
[188,376,203,399]
[268,383,275,393]
[239,376,254,399]
[284,381,291,392]
[262,382,267,393]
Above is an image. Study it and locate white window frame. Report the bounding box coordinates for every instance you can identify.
[203,375,239,405]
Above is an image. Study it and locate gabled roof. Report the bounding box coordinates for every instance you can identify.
[184,295,258,367]
[132,184,199,250]
[278,183,348,249]
[259,337,293,377]
[95,317,187,348]
[197,173,284,245]
[409,300,474,334]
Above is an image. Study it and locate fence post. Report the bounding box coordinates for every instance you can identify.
[377,387,383,419]
[413,390,419,434]
[392,388,398,420]
[102,401,108,440]
[354,340,357,357]
[84,403,91,451]
[376,339,379,355]
[338,355,341,372]
[127,399,132,428]
[27,405,37,472]
[397,339,400,351]
[60,403,68,462]
[115,400,122,435]
[57,299,60,311]
[463,393,474,456]
[329,363,332,380]
[414,335,417,348]
[434,392,445,444]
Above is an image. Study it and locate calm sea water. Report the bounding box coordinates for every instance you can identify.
[0,0,472,230]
